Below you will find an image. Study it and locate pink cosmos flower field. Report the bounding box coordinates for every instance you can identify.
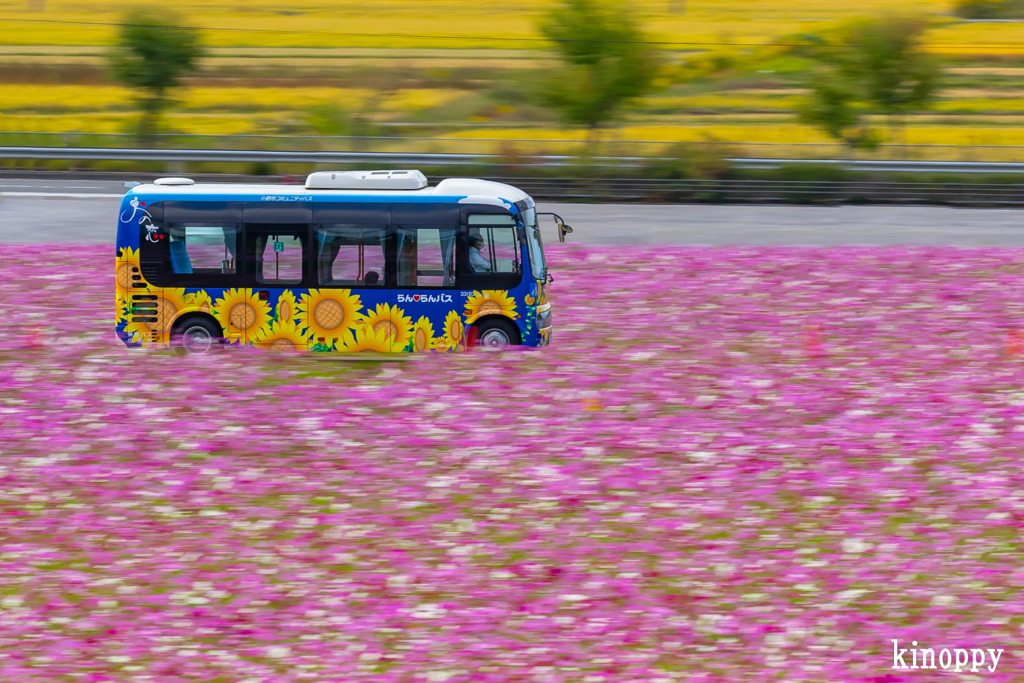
[1,244,1023,682]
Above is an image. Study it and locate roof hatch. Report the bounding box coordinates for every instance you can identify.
[153,177,195,186]
[306,170,428,191]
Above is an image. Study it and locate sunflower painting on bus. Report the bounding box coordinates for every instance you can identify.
[298,288,363,348]
[123,287,189,344]
[363,302,413,350]
[255,319,311,351]
[440,310,464,352]
[411,316,437,352]
[115,246,140,322]
[274,289,299,325]
[187,290,214,315]
[214,288,271,341]
[341,324,393,353]
[464,290,518,324]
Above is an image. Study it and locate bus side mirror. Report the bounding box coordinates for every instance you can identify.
[536,211,574,243]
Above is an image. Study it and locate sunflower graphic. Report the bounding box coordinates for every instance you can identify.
[115,246,140,316]
[464,290,518,324]
[440,310,464,351]
[186,290,214,314]
[274,290,299,324]
[115,297,129,325]
[341,324,393,353]
[362,303,413,350]
[123,287,189,344]
[214,288,272,340]
[297,289,363,345]
[524,293,536,306]
[411,316,436,353]
[255,319,311,351]
[115,246,140,296]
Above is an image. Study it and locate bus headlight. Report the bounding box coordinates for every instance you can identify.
[536,303,552,329]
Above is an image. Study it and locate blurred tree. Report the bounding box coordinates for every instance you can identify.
[307,103,352,138]
[307,93,385,151]
[797,16,941,150]
[538,0,662,142]
[954,0,1024,19]
[107,9,205,141]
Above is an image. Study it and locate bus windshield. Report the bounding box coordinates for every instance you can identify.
[521,207,547,281]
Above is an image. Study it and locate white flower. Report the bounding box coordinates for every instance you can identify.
[266,646,290,658]
[930,594,957,607]
[1,596,23,609]
[558,594,589,602]
[836,589,868,602]
[410,603,447,619]
[841,538,873,554]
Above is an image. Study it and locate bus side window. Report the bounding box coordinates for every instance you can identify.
[396,226,456,288]
[251,231,304,286]
[316,224,387,287]
[459,214,521,283]
[167,225,237,275]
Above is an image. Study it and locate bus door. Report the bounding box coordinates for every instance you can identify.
[391,206,460,352]
[242,203,312,350]
[455,210,524,344]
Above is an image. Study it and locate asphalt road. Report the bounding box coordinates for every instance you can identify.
[3,177,1024,246]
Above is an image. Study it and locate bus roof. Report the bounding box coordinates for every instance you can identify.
[126,176,531,205]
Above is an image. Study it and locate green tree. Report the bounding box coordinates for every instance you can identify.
[538,0,661,142]
[107,9,205,140]
[797,16,941,150]
[954,0,1024,19]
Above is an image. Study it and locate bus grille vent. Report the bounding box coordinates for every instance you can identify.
[140,262,163,282]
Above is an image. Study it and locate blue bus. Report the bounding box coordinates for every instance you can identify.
[115,170,571,354]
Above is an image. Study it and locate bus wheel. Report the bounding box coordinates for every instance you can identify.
[172,317,221,355]
[474,318,520,349]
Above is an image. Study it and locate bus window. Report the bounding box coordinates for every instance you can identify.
[167,225,237,275]
[247,227,306,286]
[316,224,386,287]
[467,215,520,275]
[396,227,456,288]
[458,214,522,291]
[520,207,547,281]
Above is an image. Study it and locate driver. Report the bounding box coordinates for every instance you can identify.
[468,234,491,273]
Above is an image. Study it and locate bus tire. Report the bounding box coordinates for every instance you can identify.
[171,315,223,356]
[472,317,521,349]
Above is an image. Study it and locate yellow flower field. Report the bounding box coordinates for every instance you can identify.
[3,0,1024,154]
[0,0,1022,55]
[0,85,462,113]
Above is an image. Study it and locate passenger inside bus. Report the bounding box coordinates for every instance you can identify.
[468,234,491,273]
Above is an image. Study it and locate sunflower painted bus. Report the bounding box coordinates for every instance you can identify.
[115,170,572,354]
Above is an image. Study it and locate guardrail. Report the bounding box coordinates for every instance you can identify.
[4,131,1024,163]
[483,177,1024,205]
[5,145,1024,174]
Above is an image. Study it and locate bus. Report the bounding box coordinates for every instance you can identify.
[115,170,572,354]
